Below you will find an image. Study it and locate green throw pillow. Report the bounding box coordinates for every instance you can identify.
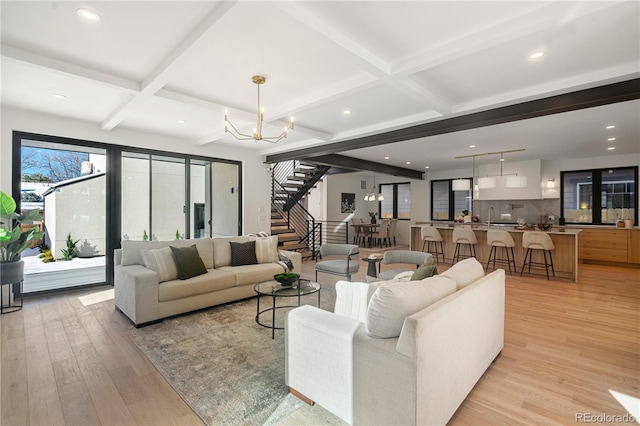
[170,245,208,280]
[230,241,258,266]
[411,263,439,281]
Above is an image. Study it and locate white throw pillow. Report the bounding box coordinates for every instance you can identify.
[141,247,179,283]
[253,235,279,263]
[440,257,485,290]
[366,275,456,338]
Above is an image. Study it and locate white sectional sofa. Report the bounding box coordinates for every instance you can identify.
[286,258,505,425]
[114,236,301,326]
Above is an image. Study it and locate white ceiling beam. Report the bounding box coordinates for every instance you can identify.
[392,1,626,76]
[1,44,139,93]
[274,2,451,115]
[101,1,238,131]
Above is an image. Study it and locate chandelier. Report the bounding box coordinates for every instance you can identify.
[364,173,384,201]
[224,75,294,144]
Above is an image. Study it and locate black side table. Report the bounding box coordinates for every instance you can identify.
[1,281,24,314]
[363,256,383,278]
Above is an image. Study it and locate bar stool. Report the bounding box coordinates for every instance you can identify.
[421,226,445,264]
[452,228,477,264]
[520,231,555,280]
[486,229,516,274]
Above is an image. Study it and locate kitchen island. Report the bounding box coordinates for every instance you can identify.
[410,222,581,282]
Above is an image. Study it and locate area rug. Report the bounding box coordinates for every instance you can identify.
[126,287,341,426]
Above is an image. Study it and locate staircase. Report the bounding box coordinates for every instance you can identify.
[270,161,328,259]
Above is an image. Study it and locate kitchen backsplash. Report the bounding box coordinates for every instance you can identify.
[472,199,560,225]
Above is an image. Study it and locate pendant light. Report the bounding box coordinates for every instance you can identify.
[364,173,384,201]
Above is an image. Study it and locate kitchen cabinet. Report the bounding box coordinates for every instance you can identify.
[578,228,640,265]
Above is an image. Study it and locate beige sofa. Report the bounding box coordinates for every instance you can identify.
[114,236,301,326]
[286,258,505,425]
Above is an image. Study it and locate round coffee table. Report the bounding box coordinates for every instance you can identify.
[254,279,321,339]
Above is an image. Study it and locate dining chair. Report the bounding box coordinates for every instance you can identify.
[371,219,390,247]
[387,219,399,246]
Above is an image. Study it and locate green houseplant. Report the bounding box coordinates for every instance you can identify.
[368,211,377,224]
[0,191,44,305]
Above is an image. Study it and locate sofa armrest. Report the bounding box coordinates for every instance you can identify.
[114,264,160,326]
[278,249,302,274]
[286,305,363,424]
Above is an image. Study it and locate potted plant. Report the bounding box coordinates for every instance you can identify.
[368,211,377,224]
[462,210,472,223]
[274,272,300,287]
[0,191,44,305]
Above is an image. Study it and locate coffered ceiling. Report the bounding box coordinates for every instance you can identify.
[2,1,639,177]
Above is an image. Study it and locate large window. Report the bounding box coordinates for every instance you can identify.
[561,167,637,225]
[379,182,411,219]
[430,179,472,221]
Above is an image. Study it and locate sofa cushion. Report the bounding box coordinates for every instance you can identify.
[120,238,214,269]
[170,245,208,280]
[158,269,237,302]
[366,275,456,338]
[230,241,258,266]
[411,263,438,281]
[219,262,284,286]
[440,257,485,290]
[141,247,178,283]
[253,235,279,263]
[213,236,251,268]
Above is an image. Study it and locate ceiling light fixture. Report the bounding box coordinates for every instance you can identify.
[224,75,293,144]
[608,147,616,151]
[469,144,476,148]
[608,137,616,141]
[606,125,615,129]
[343,109,352,115]
[529,51,544,60]
[406,161,411,165]
[424,166,430,169]
[364,173,384,202]
[456,149,527,189]
[77,8,100,21]
[384,156,390,160]
[51,93,66,100]
[177,120,186,124]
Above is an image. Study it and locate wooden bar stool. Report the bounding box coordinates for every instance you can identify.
[520,231,555,280]
[420,226,445,264]
[486,229,516,274]
[452,228,477,264]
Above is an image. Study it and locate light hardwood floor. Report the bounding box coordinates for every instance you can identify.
[2,248,638,425]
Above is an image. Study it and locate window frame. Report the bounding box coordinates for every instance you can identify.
[560,166,637,226]
[430,178,473,221]
[378,182,411,220]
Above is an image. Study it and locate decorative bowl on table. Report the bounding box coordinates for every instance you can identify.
[274,272,300,287]
[537,223,553,231]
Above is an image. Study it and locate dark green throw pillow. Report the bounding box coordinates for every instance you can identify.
[230,241,258,266]
[170,245,208,280]
[411,263,439,281]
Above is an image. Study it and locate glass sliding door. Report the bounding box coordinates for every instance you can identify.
[211,162,240,237]
[20,138,107,292]
[190,160,208,238]
[122,152,150,240]
[151,155,186,241]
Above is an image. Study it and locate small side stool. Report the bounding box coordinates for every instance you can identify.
[486,229,516,274]
[421,226,445,264]
[520,231,555,280]
[452,228,477,264]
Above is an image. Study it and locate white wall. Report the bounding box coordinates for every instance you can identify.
[0,106,270,235]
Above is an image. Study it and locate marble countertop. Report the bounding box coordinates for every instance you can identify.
[412,222,581,235]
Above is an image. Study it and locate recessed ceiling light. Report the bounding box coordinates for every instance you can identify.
[77,8,100,21]
[384,156,389,160]
[607,137,616,141]
[607,147,616,151]
[51,93,66,99]
[424,166,430,169]
[343,109,351,115]
[469,145,476,148]
[177,120,187,124]
[529,51,544,60]
[406,161,411,165]
[606,125,615,129]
